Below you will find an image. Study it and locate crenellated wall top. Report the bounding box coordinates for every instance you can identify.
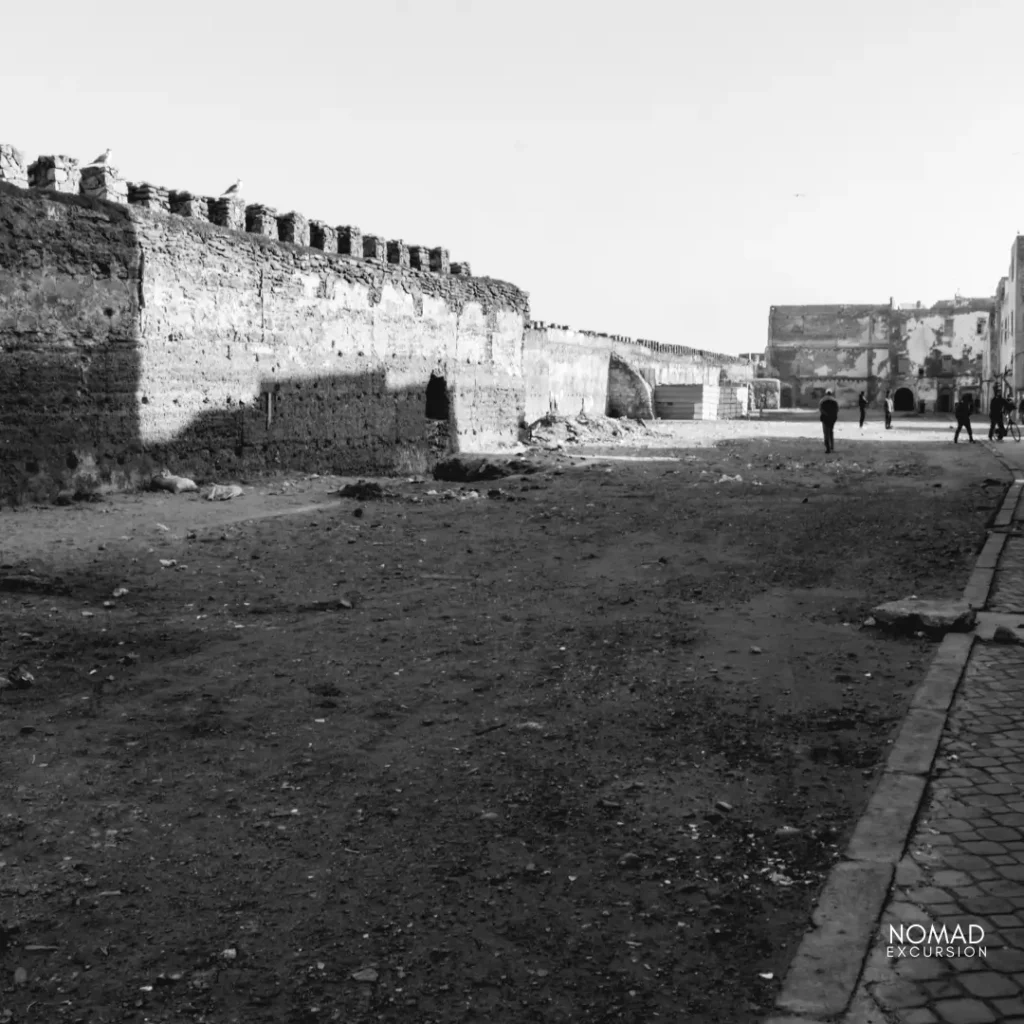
[0,144,475,280]
[526,320,749,365]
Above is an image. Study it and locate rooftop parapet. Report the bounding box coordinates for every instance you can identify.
[0,145,28,188]
[28,155,80,194]
[81,166,128,205]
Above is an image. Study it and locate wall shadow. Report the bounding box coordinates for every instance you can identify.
[0,182,144,505]
[145,370,455,484]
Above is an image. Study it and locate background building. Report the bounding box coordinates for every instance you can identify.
[765,297,990,411]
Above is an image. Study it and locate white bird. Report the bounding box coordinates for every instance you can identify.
[85,148,112,167]
[220,179,242,197]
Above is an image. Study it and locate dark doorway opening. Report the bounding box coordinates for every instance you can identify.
[780,385,793,409]
[426,374,449,420]
[937,391,952,413]
[894,387,915,412]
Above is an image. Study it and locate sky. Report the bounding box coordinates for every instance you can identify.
[3,0,1023,356]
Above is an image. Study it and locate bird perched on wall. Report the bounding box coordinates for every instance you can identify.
[220,179,243,197]
[84,148,112,167]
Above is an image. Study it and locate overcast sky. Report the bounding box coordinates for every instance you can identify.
[3,0,1020,355]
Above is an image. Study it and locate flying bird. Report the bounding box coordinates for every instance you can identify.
[793,192,807,198]
[85,148,112,167]
[220,179,243,197]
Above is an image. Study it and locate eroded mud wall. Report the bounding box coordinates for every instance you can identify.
[524,323,753,421]
[0,181,529,503]
[0,184,144,503]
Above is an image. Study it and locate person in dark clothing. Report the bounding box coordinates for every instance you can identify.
[858,391,867,428]
[884,390,893,429]
[953,396,974,443]
[990,389,1006,441]
[819,389,839,453]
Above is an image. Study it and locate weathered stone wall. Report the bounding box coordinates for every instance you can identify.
[0,178,529,504]
[767,299,991,411]
[523,326,611,421]
[0,184,143,503]
[524,322,753,421]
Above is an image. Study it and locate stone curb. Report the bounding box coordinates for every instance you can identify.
[775,862,896,1018]
[769,450,1014,1023]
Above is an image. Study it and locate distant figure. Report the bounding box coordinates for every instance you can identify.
[220,179,243,197]
[1019,394,1024,421]
[953,396,974,443]
[858,391,867,428]
[84,148,111,167]
[990,388,1006,442]
[819,389,839,454]
[884,390,894,430]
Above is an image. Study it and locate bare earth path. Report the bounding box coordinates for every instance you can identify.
[0,414,1008,1024]
[768,438,1024,1024]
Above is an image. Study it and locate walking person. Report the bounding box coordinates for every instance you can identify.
[990,387,1006,442]
[884,390,894,429]
[953,395,975,443]
[858,391,867,428]
[819,388,839,454]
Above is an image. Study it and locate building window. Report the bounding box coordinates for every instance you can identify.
[977,317,986,335]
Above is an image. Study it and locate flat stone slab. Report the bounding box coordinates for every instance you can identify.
[975,612,1024,643]
[871,598,976,635]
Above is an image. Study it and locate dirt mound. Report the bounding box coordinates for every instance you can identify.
[526,412,650,449]
[335,480,395,500]
[433,456,517,482]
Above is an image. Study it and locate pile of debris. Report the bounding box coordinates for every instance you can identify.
[525,412,650,450]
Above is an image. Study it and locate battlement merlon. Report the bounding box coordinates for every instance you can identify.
[0,145,28,188]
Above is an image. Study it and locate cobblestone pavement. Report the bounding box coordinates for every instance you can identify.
[839,453,1024,1024]
[989,538,1024,614]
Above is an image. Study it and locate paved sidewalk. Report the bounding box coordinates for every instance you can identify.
[768,443,1024,1024]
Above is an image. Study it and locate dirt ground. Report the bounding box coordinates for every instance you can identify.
[0,419,1009,1024]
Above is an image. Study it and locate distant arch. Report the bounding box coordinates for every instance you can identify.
[893,387,916,412]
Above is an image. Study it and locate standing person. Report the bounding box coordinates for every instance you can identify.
[884,390,894,430]
[1018,393,1024,422]
[858,391,867,428]
[819,388,839,454]
[953,395,975,443]
[990,387,1005,441]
